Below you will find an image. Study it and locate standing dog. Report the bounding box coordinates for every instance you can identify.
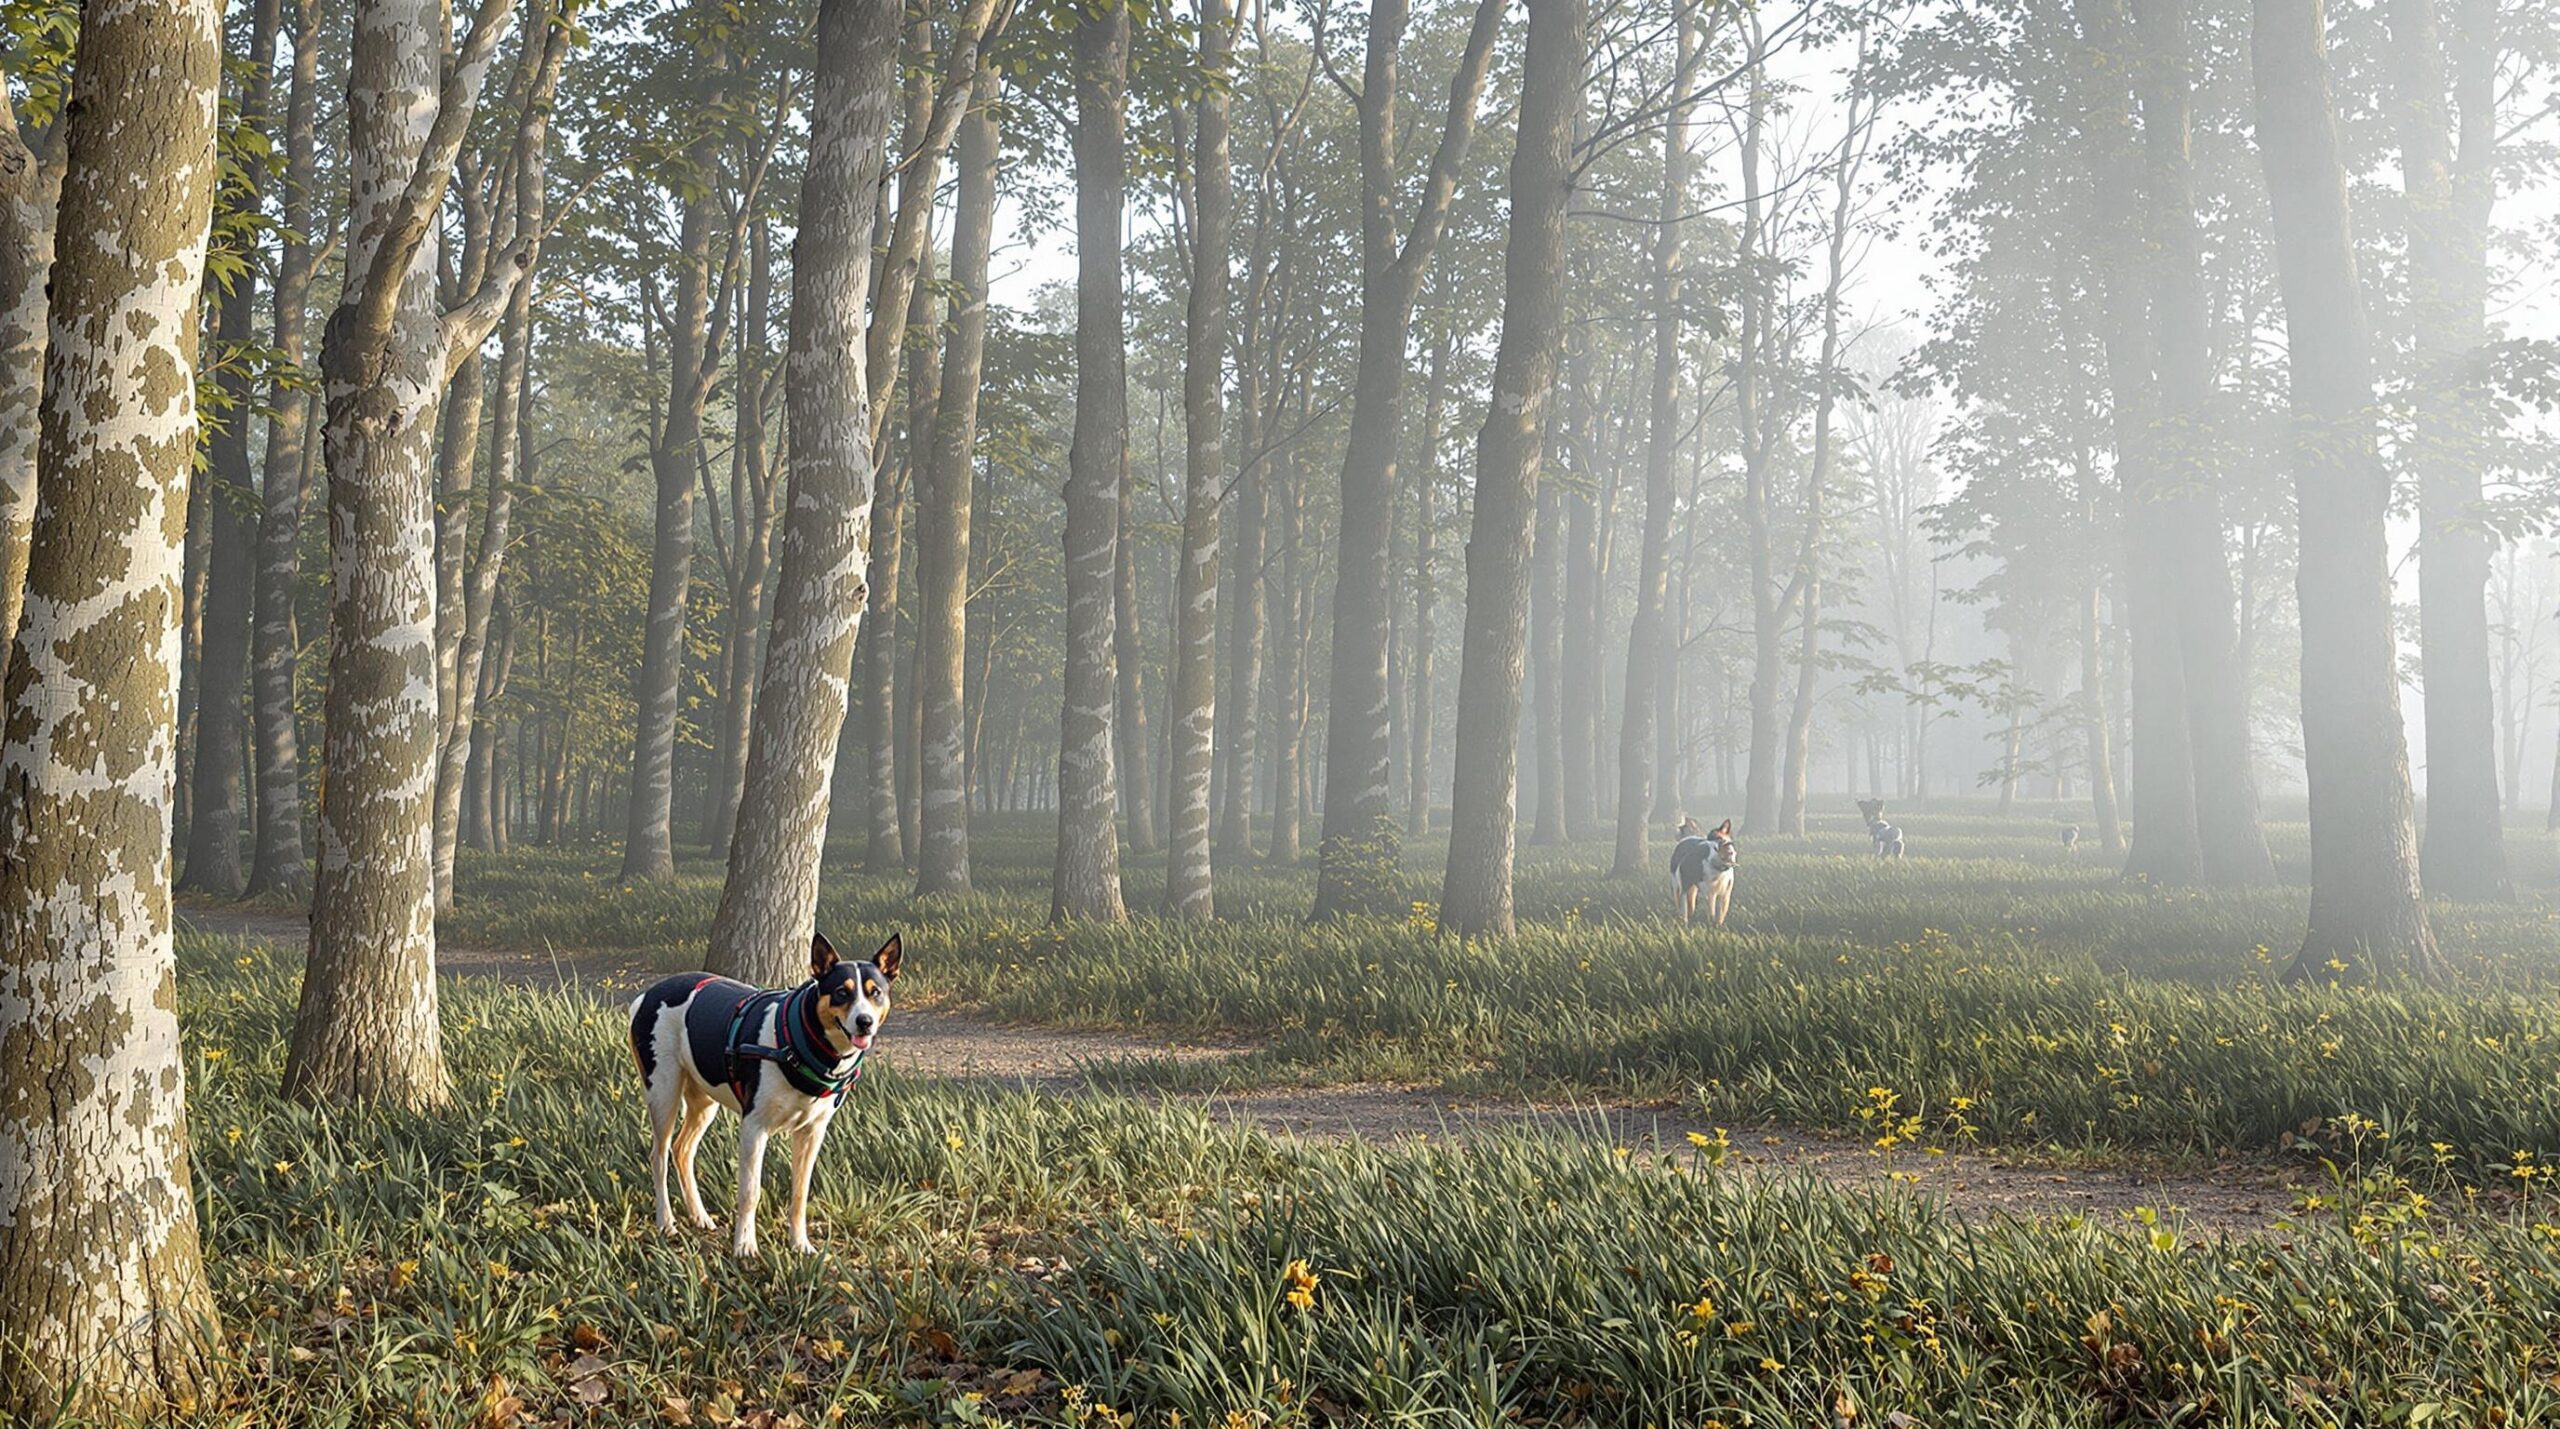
[1671,817,1740,926]
[628,932,901,1257]
[1857,798,1904,859]
[2061,825,2080,854]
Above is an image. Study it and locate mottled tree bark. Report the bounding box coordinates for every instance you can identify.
[1309,0,1503,919]
[1051,0,1131,922]
[287,0,519,1108]
[0,0,224,1410]
[2251,0,2442,982]
[707,0,899,987]
[247,0,323,897]
[1114,445,1158,852]
[706,220,778,858]
[864,269,927,875]
[1439,0,1582,938]
[916,70,998,897]
[1166,1,1232,919]
[0,86,63,699]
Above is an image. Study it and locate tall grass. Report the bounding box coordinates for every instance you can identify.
[161,931,2560,1426]
[413,810,2560,1169]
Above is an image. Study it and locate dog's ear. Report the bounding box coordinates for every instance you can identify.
[874,933,903,982]
[810,932,840,978]
[1713,819,1733,837]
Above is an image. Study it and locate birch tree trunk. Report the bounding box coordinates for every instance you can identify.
[0,87,63,697]
[1115,458,1159,853]
[2393,0,2509,901]
[1529,483,1565,844]
[0,0,224,1412]
[247,0,323,897]
[1309,0,1503,919]
[1439,0,1583,938]
[1051,0,1131,923]
[862,279,921,875]
[287,0,519,1108]
[1167,0,1234,919]
[2251,0,2442,982]
[1611,13,1694,873]
[1409,324,1447,836]
[916,69,998,897]
[706,220,778,857]
[707,0,899,986]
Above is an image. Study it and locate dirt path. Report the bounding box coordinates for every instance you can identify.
[181,901,2304,1234]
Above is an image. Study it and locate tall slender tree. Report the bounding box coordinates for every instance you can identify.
[708,0,901,987]
[1439,0,1584,938]
[1051,0,1132,922]
[2250,0,2442,982]
[1167,0,1234,919]
[0,0,224,1408]
[1309,0,1504,919]
[0,21,64,694]
[286,0,521,1108]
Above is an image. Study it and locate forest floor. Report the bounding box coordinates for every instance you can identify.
[180,897,2309,1235]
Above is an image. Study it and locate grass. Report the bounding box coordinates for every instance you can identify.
[418,806,2560,1172]
[165,929,2560,1426]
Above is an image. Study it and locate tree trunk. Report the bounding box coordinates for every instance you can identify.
[1167,5,1233,919]
[916,75,996,896]
[706,220,777,858]
[862,448,909,872]
[2251,0,2442,982]
[0,82,63,698]
[1309,0,1503,919]
[2391,0,2508,900]
[1438,0,1582,938]
[1611,8,1695,875]
[1114,451,1158,852]
[247,0,323,898]
[1268,441,1308,864]
[622,123,722,882]
[1051,0,1131,922]
[0,0,224,1410]
[1734,37,1784,837]
[1410,324,1449,836]
[890,251,939,867]
[2082,562,2125,855]
[1529,482,1566,844]
[288,0,519,1107]
[178,0,282,897]
[2134,0,2277,887]
[706,0,900,987]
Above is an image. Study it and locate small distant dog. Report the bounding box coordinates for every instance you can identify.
[2061,825,2080,853]
[1671,816,1739,926]
[629,931,901,1257]
[1857,798,1904,860]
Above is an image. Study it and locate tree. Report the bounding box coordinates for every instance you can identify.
[0,7,65,694]
[1611,5,1700,876]
[247,0,323,897]
[2394,0,2510,901]
[707,0,901,987]
[0,0,224,1408]
[2250,0,2441,982]
[916,65,1001,897]
[286,0,521,1108]
[1439,0,1583,939]
[1308,0,1503,920]
[1166,0,1234,919]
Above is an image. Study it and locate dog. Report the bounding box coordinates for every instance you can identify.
[1670,817,1739,926]
[628,932,901,1257]
[1857,798,1903,860]
[2061,825,2080,853]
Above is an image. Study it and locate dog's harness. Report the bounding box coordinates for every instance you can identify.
[683,975,867,1109]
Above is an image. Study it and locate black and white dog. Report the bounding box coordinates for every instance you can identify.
[628,932,901,1257]
[1857,798,1904,860]
[1671,816,1739,926]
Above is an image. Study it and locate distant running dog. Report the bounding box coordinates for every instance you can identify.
[2061,825,2080,853]
[1671,816,1739,926]
[629,932,901,1257]
[1856,799,1904,860]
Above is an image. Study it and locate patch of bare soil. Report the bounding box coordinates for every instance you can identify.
[179,900,2304,1235]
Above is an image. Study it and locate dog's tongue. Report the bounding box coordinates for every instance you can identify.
[850,1034,873,1051]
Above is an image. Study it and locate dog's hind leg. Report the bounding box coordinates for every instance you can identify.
[671,1090,720,1230]
[646,1071,686,1237]
[731,1118,773,1258]
[785,1122,827,1254]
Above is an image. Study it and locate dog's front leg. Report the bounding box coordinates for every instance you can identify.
[648,1096,681,1237]
[731,1119,772,1258]
[786,1122,826,1254]
[673,1097,719,1230]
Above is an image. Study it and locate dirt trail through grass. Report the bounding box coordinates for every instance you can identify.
[182,899,2304,1234]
